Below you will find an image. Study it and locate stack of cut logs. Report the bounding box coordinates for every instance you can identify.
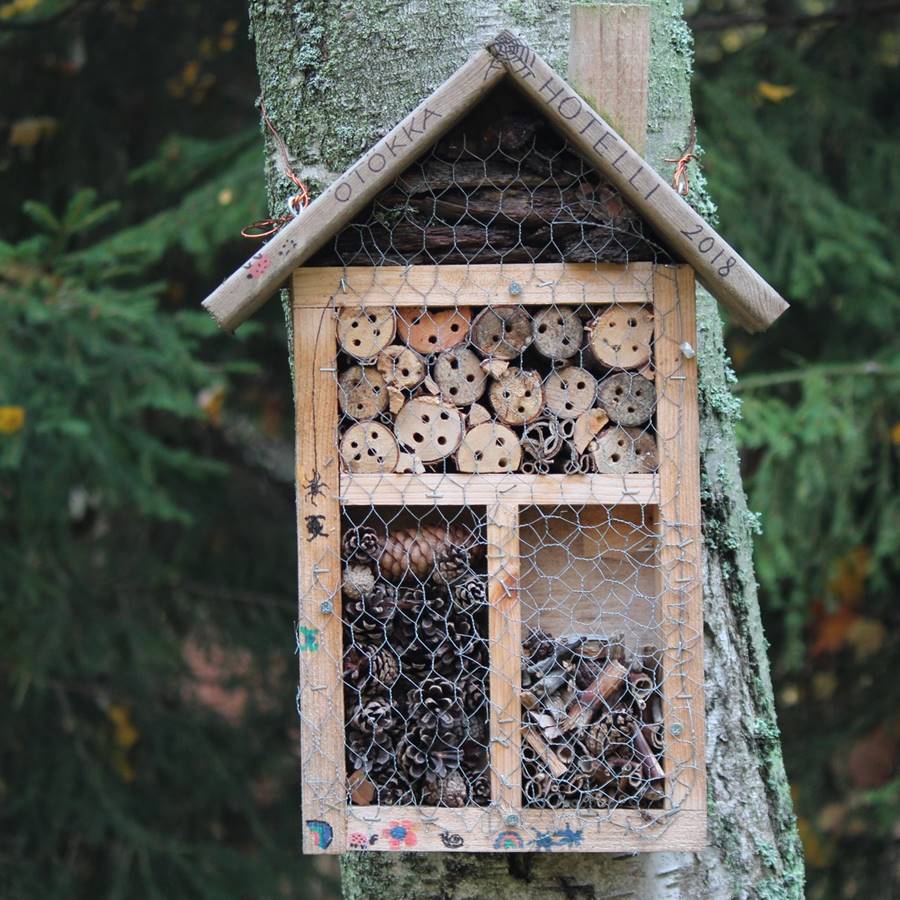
[337,303,658,476]
[521,629,665,808]
[341,520,492,807]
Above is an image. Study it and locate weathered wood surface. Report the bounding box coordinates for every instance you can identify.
[487,31,789,332]
[202,50,505,331]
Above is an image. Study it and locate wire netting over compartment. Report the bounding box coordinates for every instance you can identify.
[296,84,704,853]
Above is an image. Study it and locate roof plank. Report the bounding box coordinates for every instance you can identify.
[487,31,788,332]
[202,49,505,332]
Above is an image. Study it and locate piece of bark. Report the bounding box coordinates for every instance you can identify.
[375,344,427,390]
[573,407,610,454]
[631,721,665,781]
[422,374,440,395]
[386,384,405,415]
[562,660,628,731]
[340,422,400,473]
[597,372,656,426]
[396,306,471,354]
[523,727,568,778]
[348,768,377,805]
[337,365,388,420]
[455,421,522,473]
[532,306,582,360]
[433,346,487,406]
[395,452,426,474]
[480,357,509,379]
[488,368,543,426]
[393,396,464,462]
[470,306,533,359]
[337,307,396,360]
[544,366,598,419]
[587,305,654,370]
[467,403,492,427]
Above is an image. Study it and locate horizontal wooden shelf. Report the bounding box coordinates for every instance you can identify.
[294,262,653,308]
[336,806,705,853]
[339,473,657,506]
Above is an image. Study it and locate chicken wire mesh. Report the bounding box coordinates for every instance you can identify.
[296,85,702,850]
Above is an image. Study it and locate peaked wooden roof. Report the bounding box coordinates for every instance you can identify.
[202,31,788,333]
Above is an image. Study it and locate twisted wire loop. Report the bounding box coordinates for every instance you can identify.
[297,82,698,847]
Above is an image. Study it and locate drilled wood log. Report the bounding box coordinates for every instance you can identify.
[471,306,533,359]
[340,422,400,473]
[455,422,522,473]
[597,372,656,426]
[375,344,427,390]
[393,396,464,462]
[488,367,543,426]
[544,366,597,419]
[433,346,487,406]
[589,425,656,474]
[532,306,582,360]
[396,307,471,354]
[587,305,654,370]
[337,307,396,360]
[338,366,388,420]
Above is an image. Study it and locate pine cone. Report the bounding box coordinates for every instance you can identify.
[368,646,400,691]
[377,523,483,582]
[422,769,468,807]
[344,582,397,641]
[432,544,471,586]
[347,727,394,774]
[471,775,491,805]
[452,574,486,610]
[348,697,396,738]
[342,525,382,562]
[343,563,376,601]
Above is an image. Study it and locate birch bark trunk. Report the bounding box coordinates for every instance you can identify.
[246,1,805,896]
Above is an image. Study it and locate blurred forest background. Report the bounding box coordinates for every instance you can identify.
[1,1,897,898]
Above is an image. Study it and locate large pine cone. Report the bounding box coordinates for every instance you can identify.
[347,726,394,774]
[342,525,382,562]
[377,523,483,582]
[348,697,396,738]
[452,574,487,611]
[344,582,397,641]
[421,769,468,807]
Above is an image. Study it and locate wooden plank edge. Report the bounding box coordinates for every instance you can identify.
[485,30,788,333]
[202,49,506,332]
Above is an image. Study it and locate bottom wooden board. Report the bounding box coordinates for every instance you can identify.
[304,806,705,853]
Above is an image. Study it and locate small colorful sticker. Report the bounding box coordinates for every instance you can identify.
[439,831,464,849]
[297,626,320,652]
[306,819,333,850]
[493,830,525,850]
[348,832,369,850]
[382,819,417,849]
[531,825,584,851]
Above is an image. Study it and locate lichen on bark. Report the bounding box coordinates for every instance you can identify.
[246,0,805,895]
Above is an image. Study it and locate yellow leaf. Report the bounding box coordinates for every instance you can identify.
[757,81,797,103]
[0,406,25,434]
[0,0,40,22]
[107,703,139,749]
[196,384,226,426]
[218,188,234,206]
[891,422,900,444]
[8,117,57,148]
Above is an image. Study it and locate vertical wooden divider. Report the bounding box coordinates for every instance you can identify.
[295,304,346,854]
[486,501,522,812]
[653,266,706,813]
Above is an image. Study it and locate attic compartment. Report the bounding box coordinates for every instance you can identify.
[309,82,675,269]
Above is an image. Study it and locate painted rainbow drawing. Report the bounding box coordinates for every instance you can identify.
[493,830,525,850]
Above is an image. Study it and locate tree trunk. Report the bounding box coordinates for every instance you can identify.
[247,1,805,896]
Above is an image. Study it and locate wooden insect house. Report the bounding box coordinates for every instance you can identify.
[202,31,787,854]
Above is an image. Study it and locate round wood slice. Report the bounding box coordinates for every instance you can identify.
[375,345,426,390]
[394,397,464,462]
[544,366,597,419]
[488,368,543,426]
[532,306,582,360]
[471,307,534,359]
[597,372,656,426]
[456,422,522,473]
[338,366,388,420]
[589,426,639,474]
[397,307,471,354]
[337,307,396,360]
[630,427,658,473]
[587,306,654,370]
[433,346,486,406]
[340,422,399,473]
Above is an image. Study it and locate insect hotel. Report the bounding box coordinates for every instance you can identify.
[202,31,787,854]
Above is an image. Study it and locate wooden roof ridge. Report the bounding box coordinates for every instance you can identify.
[202,31,788,334]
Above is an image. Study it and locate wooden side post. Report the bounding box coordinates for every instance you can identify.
[295,305,346,853]
[569,4,650,153]
[486,502,522,812]
[653,266,706,812]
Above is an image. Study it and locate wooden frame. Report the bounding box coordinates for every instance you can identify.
[295,262,706,854]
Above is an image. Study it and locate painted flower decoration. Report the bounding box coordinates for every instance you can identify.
[382,819,417,849]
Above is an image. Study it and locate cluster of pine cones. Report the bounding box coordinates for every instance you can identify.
[342,521,491,807]
[521,629,666,809]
